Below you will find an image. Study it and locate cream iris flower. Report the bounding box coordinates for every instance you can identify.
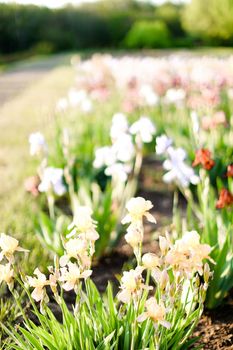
[0,233,27,263]
[27,268,50,302]
[122,197,156,225]
[60,238,90,268]
[142,253,160,269]
[117,267,145,303]
[68,206,99,241]
[124,222,144,248]
[0,263,14,289]
[166,231,213,277]
[138,297,171,329]
[59,262,92,291]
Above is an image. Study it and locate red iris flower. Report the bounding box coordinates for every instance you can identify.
[216,189,233,209]
[192,149,215,170]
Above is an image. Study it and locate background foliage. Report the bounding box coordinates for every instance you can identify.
[182,0,233,44]
[1,0,233,56]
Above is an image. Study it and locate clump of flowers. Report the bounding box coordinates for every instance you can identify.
[3,197,212,350]
[201,111,226,130]
[56,88,93,113]
[60,206,99,268]
[94,113,156,184]
[26,205,97,310]
[165,230,214,277]
[118,197,212,346]
[117,267,146,304]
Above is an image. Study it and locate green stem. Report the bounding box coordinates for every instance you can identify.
[47,193,55,220]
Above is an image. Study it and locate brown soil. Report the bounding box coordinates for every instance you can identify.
[193,295,233,350]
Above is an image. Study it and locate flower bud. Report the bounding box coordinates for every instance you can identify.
[160,269,169,290]
[125,224,143,248]
[204,263,210,283]
[142,253,160,269]
[159,236,169,255]
[200,284,207,303]
[169,282,176,299]
[195,275,200,288]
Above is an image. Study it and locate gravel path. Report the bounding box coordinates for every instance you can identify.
[0,54,72,104]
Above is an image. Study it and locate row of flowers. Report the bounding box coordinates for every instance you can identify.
[54,54,233,114]
[25,54,232,312]
[28,120,232,214]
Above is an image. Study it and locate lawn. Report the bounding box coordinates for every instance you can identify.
[0,59,74,264]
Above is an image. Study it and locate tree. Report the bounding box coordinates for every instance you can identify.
[182,0,233,41]
[155,2,184,37]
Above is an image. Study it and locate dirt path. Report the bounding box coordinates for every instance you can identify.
[0,54,72,105]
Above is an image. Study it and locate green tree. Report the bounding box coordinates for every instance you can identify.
[155,2,184,37]
[182,0,233,41]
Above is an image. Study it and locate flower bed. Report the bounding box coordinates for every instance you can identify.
[1,53,233,349]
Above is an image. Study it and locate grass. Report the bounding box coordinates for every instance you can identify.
[0,63,74,270]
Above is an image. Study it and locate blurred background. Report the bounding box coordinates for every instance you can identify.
[0,0,233,64]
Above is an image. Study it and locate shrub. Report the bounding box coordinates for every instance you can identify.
[32,41,55,55]
[124,20,171,49]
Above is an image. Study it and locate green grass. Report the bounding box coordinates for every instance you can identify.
[0,60,76,345]
[0,64,74,270]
